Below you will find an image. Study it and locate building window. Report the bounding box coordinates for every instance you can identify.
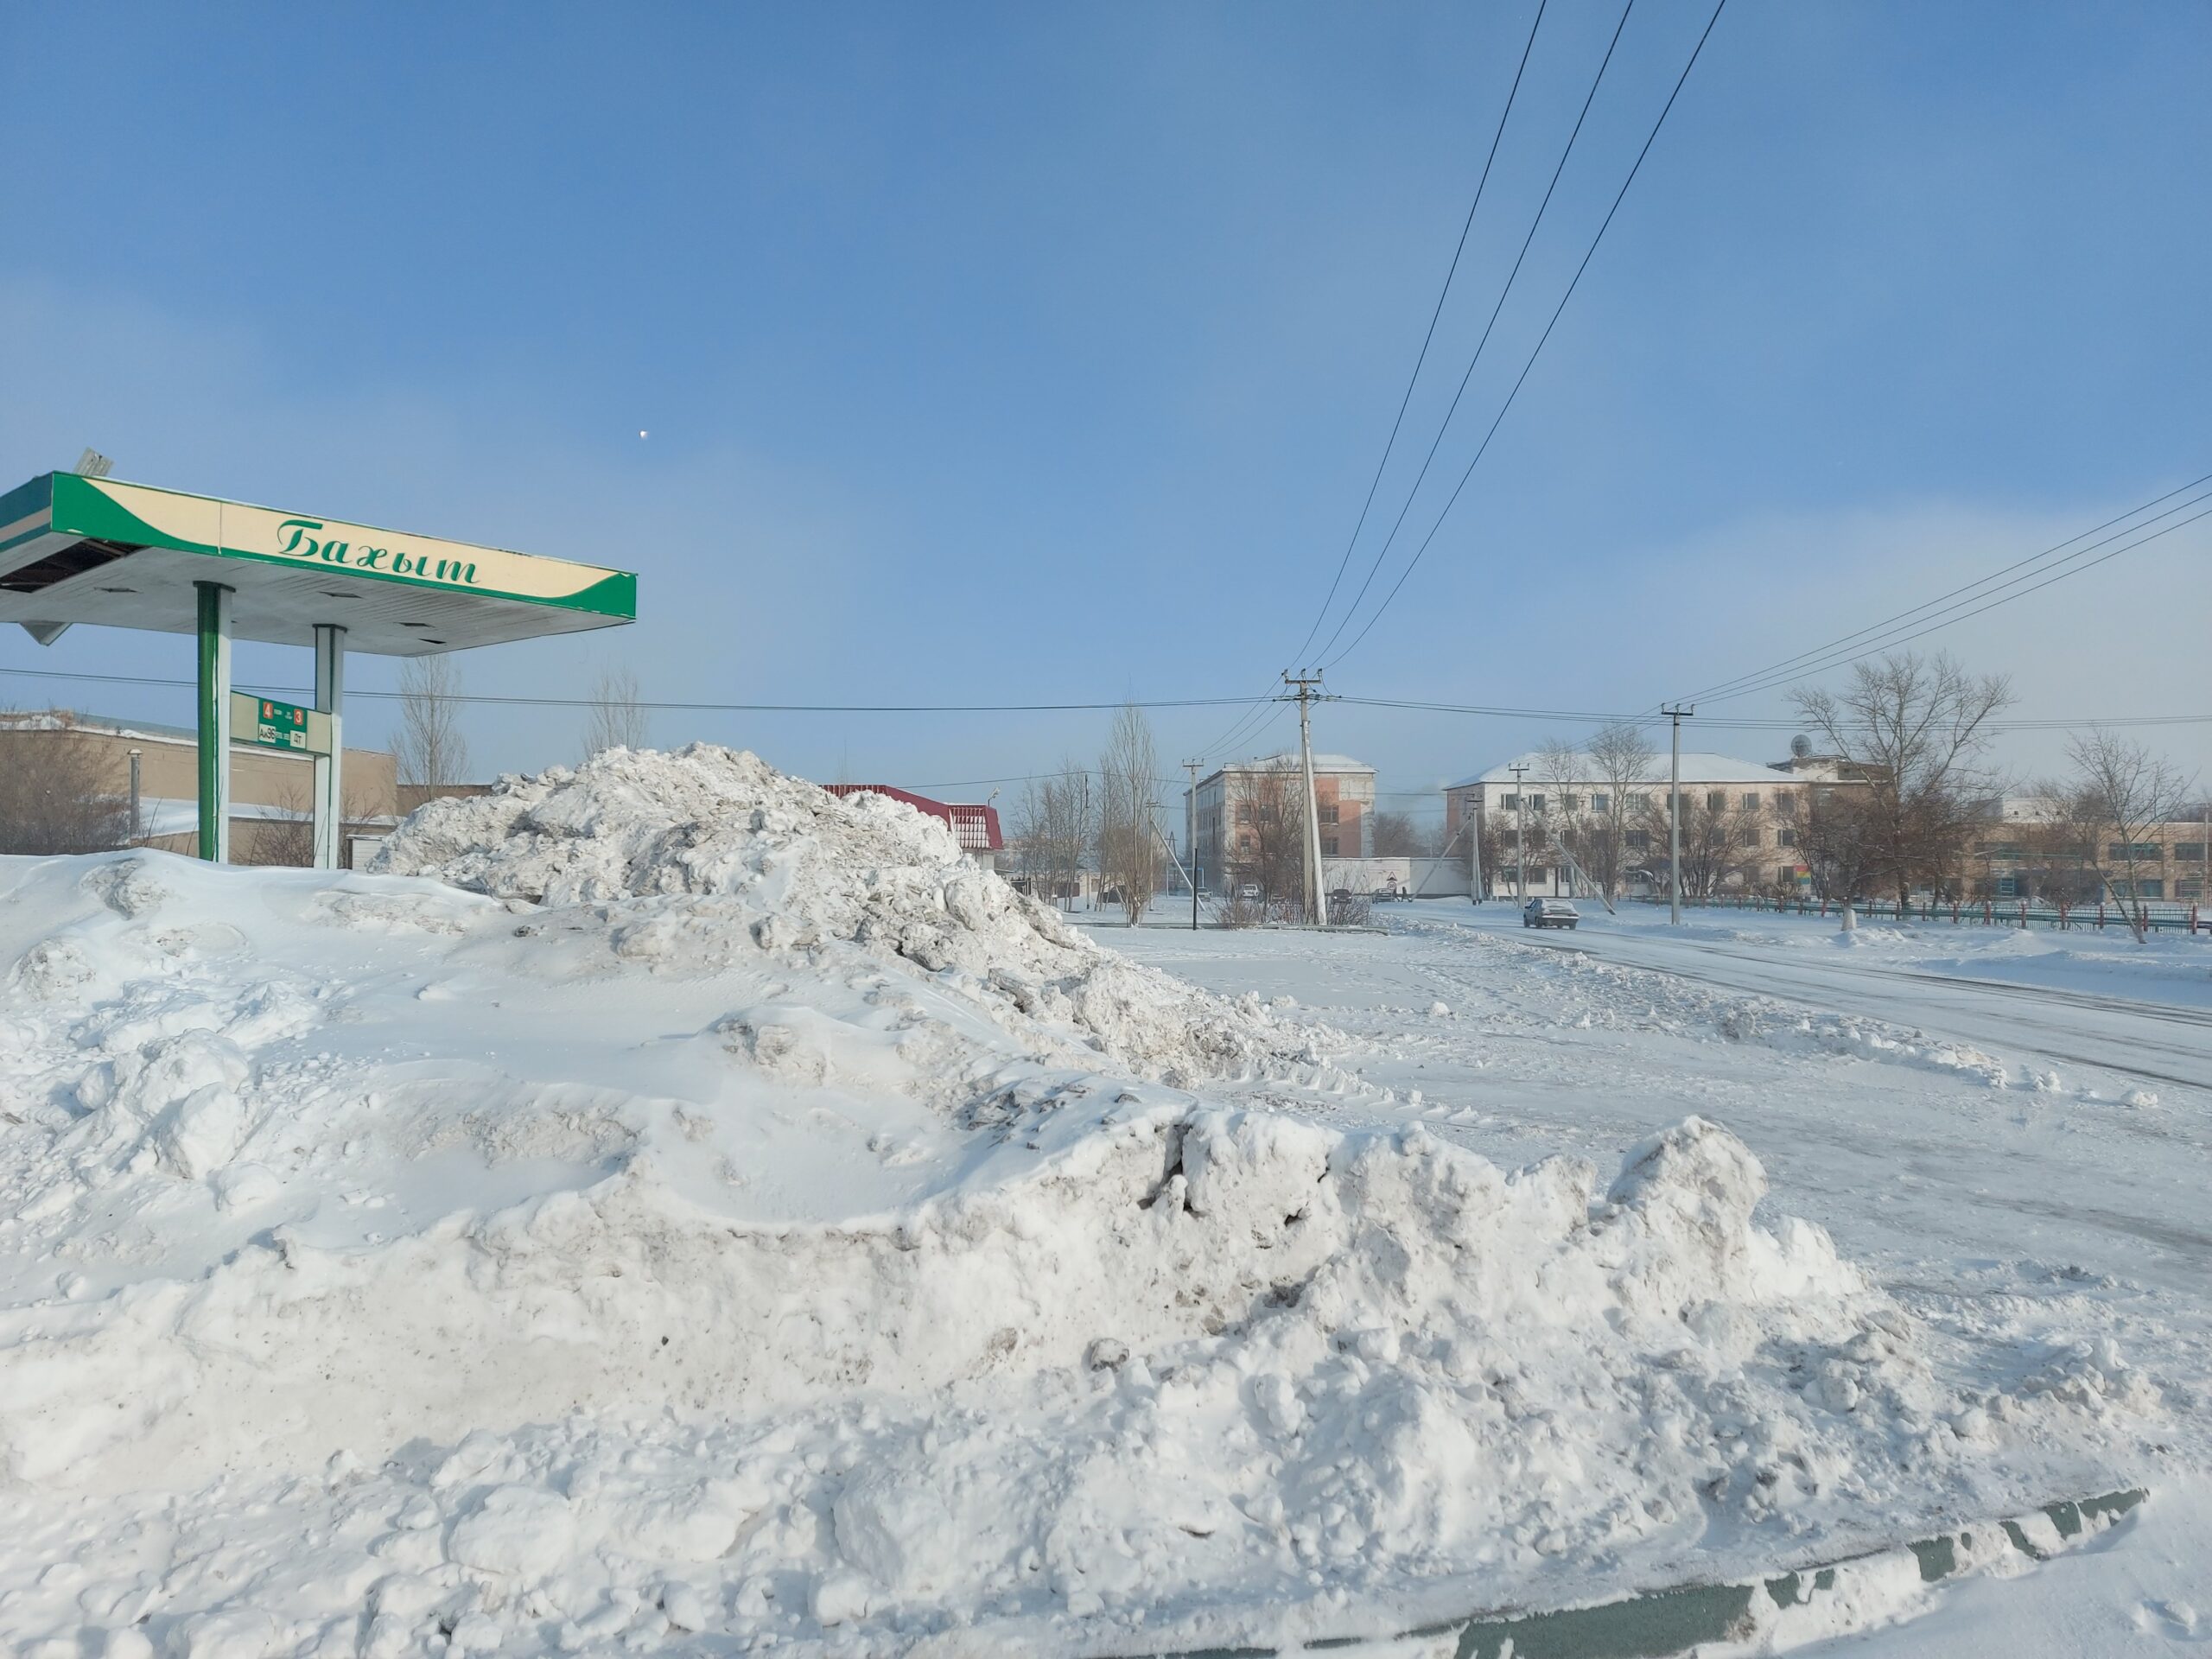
[2111,842,2162,861]
[1740,826,1761,848]
[1236,804,1252,824]
[1777,829,1796,849]
[2179,879,2203,900]
[1742,791,1760,810]
[2176,842,2205,861]
[1590,793,1610,815]
[1560,794,1580,813]
[1707,791,1726,812]
[1319,804,1338,824]
[1502,794,1519,810]
[1322,837,1339,857]
[1626,830,1650,851]
[1983,842,2022,859]
[1995,875,2018,897]
[2118,879,2165,900]
[1529,794,1545,812]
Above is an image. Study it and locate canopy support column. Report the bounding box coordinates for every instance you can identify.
[194,581,232,861]
[313,624,346,870]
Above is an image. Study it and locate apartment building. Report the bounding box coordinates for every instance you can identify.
[1967,797,2209,903]
[1189,752,1375,894]
[1442,749,1857,897]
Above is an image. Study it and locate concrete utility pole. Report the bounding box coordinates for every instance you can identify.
[1281,673,1331,925]
[1509,762,1530,903]
[1467,795,1484,903]
[1661,704,1694,924]
[1183,758,1204,931]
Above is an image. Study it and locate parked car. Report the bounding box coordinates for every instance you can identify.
[1236,883,1262,902]
[1522,897,1579,930]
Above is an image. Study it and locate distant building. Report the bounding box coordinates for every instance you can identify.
[1966,797,2207,904]
[1443,749,1862,898]
[821,783,1006,873]
[0,708,402,866]
[1187,753,1376,895]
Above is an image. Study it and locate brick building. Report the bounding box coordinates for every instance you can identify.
[1188,753,1375,895]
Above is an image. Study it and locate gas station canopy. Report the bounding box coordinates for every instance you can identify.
[0,469,639,868]
[0,473,636,654]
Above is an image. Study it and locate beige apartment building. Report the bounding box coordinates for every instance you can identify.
[1189,752,1375,894]
[0,709,401,865]
[1967,797,2209,904]
[1443,749,1860,897]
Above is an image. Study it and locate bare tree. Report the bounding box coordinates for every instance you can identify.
[1097,704,1161,924]
[1581,721,1657,901]
[395,656,471,787]
[1791,651,2014,912]
[583,663,649,759]
[1015,760,1097,911]
[1369,810,1436,858]
[2067,728,2194,940]
[1226,761,1307,912]
[0,716,129,855]
[1641,788,1759,903]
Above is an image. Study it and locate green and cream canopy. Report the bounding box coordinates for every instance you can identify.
[0,473,637,654]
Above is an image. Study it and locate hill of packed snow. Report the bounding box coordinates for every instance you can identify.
[0,748,2160,1656]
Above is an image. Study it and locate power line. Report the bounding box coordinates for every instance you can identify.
[1288,0,1550,670]
[1335,696,2212,731]
[1307,0,1635,669]
[1678,472,2212,705]
[0,666,1257,715]
[1688,497,2212,708]
[1320,0,1729,673]
[9,661,2198,734]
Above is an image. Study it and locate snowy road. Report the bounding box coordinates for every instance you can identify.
[1490,912,2212,1094]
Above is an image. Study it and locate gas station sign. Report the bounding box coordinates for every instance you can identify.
[231,691,333,755]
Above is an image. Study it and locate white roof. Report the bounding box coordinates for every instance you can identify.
[1236,752,1373,775]
[1446,750,1786,791]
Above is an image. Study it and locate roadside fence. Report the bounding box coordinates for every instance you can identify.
[1634,893,2209,937]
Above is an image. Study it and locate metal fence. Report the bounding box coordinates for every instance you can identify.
[1639,892,2209,936]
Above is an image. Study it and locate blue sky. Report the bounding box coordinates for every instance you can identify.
[3,3,2207,816]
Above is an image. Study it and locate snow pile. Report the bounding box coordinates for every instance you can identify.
[0,796,2161,1654]
[372,744,1325,1087]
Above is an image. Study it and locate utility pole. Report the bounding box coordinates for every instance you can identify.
[1467,795,1484,903]
[1661,704,1694,924]
[1509,762,1529,904]
[127,747,143,845]
[1184,758,1204,931]
[1281,673,1332,925]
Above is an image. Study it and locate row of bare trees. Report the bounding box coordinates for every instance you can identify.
[1012,706,1170,925]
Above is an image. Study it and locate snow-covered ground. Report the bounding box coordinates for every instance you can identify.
[0,754,2202,1657]
[1100,897,2212,1654]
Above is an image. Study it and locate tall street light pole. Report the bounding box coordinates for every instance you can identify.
[1661,704,1694,924]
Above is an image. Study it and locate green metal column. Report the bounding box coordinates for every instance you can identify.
[194,582,232,861]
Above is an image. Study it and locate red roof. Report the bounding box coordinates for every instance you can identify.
[822,784,1004,853]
